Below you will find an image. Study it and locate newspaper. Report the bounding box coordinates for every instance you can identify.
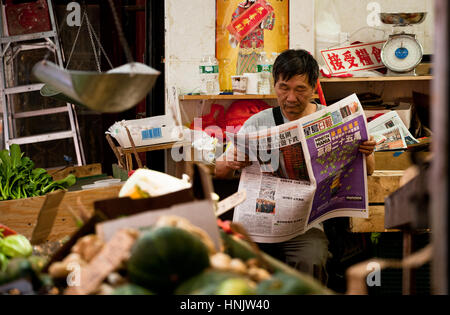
[368,111,419,151]
[228,94,370,243]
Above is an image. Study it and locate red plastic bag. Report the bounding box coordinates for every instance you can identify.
[224,99,271,133]
[190,104,227,139]
[0,224,18,237]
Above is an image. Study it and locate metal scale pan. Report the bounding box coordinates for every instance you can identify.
[379,12,427,26]
[32,60,160,113]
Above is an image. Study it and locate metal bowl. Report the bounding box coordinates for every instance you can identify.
[379,12,427,26]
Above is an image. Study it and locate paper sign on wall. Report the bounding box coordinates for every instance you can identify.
[320,41,386,75]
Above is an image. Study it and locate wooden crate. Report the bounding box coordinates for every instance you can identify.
[374,152,430,171]
[0,185,122,242]
[350,171,404,233]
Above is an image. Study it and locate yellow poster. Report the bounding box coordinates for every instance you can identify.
[216,0,289,91]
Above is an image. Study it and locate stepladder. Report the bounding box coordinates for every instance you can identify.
[0,0,85,166]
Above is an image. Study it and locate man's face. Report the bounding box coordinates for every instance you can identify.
[274,74,315,121]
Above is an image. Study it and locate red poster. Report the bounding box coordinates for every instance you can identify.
[227,0,274,43]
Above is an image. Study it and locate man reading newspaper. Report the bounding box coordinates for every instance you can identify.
[216,50,376,284]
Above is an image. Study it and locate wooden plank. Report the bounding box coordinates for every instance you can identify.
[47,164,103,181]
[375,151,430,171]
[119,141,190,154]
[350,206,401,233]
[351,171,404,233]
[0,185,122,242]
[368,171,403,203]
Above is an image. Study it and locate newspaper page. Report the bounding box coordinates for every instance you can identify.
[230,94,369,243]
[368,111,419,151]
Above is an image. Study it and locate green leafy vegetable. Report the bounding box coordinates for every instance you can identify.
[0,252,8,272]
[0,144,76,201]
[0,235,33,258]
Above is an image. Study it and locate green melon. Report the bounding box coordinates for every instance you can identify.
[256,272,315,295]
[127,227,210,294]
[175,269,253,295]
[112,284,154,295]
[215,278,256,295]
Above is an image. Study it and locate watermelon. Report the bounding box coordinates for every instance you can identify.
[0,258,34,285]
[215,278,256,295]
[112,284,154,295]
[127,227,210,294]
[256,272,316,295]
[175,269,253,295]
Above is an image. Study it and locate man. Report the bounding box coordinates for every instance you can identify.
[216,49,376,283]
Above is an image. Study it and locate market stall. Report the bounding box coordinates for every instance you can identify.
[0,0,444,298]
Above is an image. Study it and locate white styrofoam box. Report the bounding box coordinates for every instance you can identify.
[108,115,184,148]
[364,103,412,129]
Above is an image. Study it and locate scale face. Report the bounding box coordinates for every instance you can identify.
[381,34,424,75]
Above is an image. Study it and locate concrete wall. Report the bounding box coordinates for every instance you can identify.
[165,0,316,95]
[165,0,434,94]
[316,0,434,55]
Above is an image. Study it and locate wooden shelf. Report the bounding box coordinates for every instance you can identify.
[180,94,320,100]
[180,94,278,100]
[320,75,433,83]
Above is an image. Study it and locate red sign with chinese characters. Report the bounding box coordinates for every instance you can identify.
[320,41,386,75]
[227,0,274,43]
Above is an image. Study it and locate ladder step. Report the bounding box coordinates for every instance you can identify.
[13,106,69,119]
[7,131,75,146]
[0,31,57,44]
[3,83,45,95]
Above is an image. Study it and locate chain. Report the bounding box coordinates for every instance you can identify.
[85,11,101,72]
[85,12,114,70]
[107,0,134,64]
[65,12,86,69]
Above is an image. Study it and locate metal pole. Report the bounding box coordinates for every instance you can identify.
[431,0,448,295]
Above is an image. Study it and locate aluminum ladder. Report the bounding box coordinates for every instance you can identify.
[0,0,85,166]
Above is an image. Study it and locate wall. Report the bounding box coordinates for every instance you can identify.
[165,0,316,95]
[315,0,434,56]
[166,0,434,95]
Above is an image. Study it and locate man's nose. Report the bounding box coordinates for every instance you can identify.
[286,89,296,102]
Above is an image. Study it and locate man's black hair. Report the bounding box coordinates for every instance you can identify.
[272,49,319,88]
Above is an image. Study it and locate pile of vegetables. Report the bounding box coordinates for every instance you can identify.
[0,226,53,294]
[0,144,76,201]
[46,216,330,295]
[0,226,32,272]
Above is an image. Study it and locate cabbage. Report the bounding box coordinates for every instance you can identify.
[0,235,32,258]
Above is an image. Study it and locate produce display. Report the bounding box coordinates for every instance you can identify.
[0,167,332,295]
[0,144,76,201]
[39,215,331,295]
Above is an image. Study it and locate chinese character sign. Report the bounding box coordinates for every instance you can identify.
[320,41,386,75]
[216,0,289,91]
[227,0,273,43]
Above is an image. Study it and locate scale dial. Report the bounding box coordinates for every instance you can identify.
[381,34,424,73]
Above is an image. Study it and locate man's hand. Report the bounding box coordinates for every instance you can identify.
[215,145,252,179]
[359,136,376,156]
[224,146,252,171]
